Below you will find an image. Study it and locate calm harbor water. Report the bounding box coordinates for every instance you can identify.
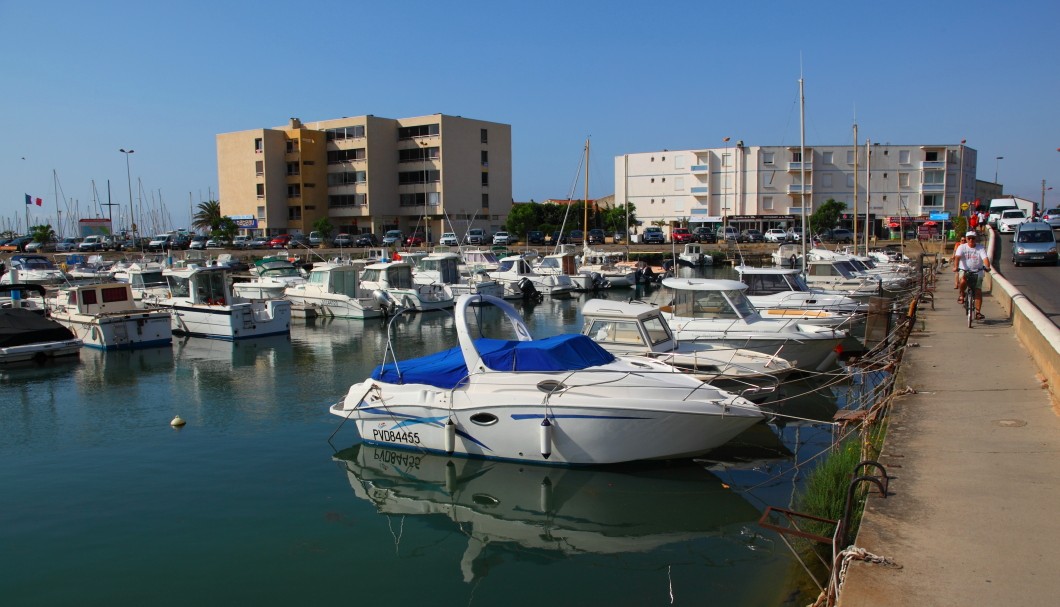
[1,268,847,606]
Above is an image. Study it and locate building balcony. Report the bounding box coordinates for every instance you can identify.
[920,161,945,170]
[786,184,812,194]
[690,164,709,173]
[920,183,946,193]
[787,162,813,172]
[919,205,945,216]
[690,186,709,196]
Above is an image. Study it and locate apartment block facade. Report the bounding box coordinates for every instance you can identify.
[615,143,977,235]
[216,114,512,240]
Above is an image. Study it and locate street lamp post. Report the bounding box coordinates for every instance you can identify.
[120,148,135,239]
[995,156,1004,183]
[722,137,731,230]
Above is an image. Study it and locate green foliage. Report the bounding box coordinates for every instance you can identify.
[29,224,56,244]
[312,217,334,238]
[193,200,223,232]
[952,215,967,237]
[809,198,847,236]
[600,202,636,234]
[212,217,239,243]
[505,203,541,236]
[796,439,863,545]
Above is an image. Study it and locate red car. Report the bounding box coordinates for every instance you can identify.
[268,234,292,248]
[405,232,426,247]
[671,228,695,244]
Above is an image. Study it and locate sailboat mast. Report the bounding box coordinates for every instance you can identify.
[583,138,590,253]
[799,77,807,267]
[853,122,859,252]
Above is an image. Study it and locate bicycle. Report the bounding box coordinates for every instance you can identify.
[961,269,986,328]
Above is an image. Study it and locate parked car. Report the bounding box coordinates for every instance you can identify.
[232,235,249,249]
[77,235,104,252]
[822,228,854,243]
[382,230,403,246]
[548,231,568,245]
[641,226,666,244]
[527,230,545,245]
[289,234,309,248]
[764,228,788,243]
[692,227,717,243]
[115,237,148,251]
[716,226,739,241]
[205,237,228,249]
[26,239,57,253]
[439,232,459,246]
[586,229,606,245]
[405,232,426,247]
[248,236,269,248]
[787,227,804,242]
[55,237,81,252]
[740,229,765,243]
[354,233,377,247]
[309,231,324,248]
[189,235,208,250]
[671,228,695,244]
[493,231,512,245]
[1040,208,1060,230]
[568,230,585,245]
[332,233,354,247]
[148,233,179,252]
[1010,221,1058,266]
[7,236,34,251]
[997,209,1028,234]
[464,228,488,245]
[268,234,293,248]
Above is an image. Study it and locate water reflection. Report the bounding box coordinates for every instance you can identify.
[333,444,766,586]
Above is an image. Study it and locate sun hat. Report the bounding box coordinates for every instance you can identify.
[966,231,977,237]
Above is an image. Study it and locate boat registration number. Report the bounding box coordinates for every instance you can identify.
[372,428,421,445]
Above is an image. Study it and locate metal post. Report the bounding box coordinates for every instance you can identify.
[120,148,135,239]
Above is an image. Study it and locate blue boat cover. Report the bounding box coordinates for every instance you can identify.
[371,334,616,389]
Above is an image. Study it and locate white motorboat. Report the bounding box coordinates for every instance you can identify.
[678,243,714,267]
[358,261,454,312]
[659,278,847,371]
[283,263,383,319]
[411,250,507,299]
[0,288,82,365]
[803,260,890,299]
[491,254,576,299]
[460,247,503,273]
[330,294,763,465]
[56,254,115,281]
[581,299,795,402]
[231,257,307,300]
[142,265,291,340]
[0,255,67,286]
[771,243,804,269]
[532,248,603,291]
[577,249,638,287]
[333,444,760,584]
[47,281,172,350]
[736,266,866,315]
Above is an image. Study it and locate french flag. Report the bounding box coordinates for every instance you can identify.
[25,194,42,206]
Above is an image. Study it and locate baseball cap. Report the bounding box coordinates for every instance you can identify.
[966,231,977,237]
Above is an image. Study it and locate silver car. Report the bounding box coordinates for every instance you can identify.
[1011,222,1058,266]
[1041,208,1060,230]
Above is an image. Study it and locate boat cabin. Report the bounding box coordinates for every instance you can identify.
[361,263,415,288]
[738,268,809,296]
[416,254,461,284]
[60,283,137,315]
[166,267,231,305]
[308,264,362,297]
[496,256,535,276]
[664,278,758,320]
[537,252,578,275]
[806,260,859,280]
[581,301,675,352]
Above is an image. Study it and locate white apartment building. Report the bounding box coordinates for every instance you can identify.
[217,114,512,240]
[615,143,977,235]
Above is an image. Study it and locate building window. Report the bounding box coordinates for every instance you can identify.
[821,173,833,188]
[480,129,488,143]
[287,184,301,198]
[256,206,265,219]
[763,196,774,210]
[256,184,265,198]
[482,193,489,209]
[328,148,366,164]
[398,124,440,140]
[823,151,833,164]
[288,206,302,220]
[481,150,488,166]
[899,172,910,187]
[254,138,263,153]
[923,170,944,185]
[721,153,732,167]
[398,170,440,185]
[762,152,774,165]
[398,147,438,163]
[762,171,775,187]
[899,150,911,164]
[481,172,489,186]
[286,162,299,176]
[846,174,855,187]
[286,139,299,153]
[675,155,686,170]
[255,160,264,176]
[925,150,939,162]
[303,160,314,166]
[329,194,367,208]
[846,150,856,164]
[674,177,684,191]
[325,125,365,140]
[328,171,367,186]
[923,194,942,206]
[791,151,802,163]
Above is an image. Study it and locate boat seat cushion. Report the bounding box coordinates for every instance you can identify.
[371,334,615,389]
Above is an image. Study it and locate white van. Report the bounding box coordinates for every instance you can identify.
[987,199,1017,227]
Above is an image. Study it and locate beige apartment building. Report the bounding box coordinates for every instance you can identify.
[216,114,512,241]
[615,143,978,237]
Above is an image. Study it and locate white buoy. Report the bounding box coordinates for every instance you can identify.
[539,418,552,459]
[444,418,456,454]
[170,415,186,427]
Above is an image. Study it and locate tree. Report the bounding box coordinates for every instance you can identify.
[809,199,847,236]
[312,217,334,239]
[29,224,56,244]
[212,217,239,244]
[504,203,542,237]
[192,200,223,232]
[600,202,637,234]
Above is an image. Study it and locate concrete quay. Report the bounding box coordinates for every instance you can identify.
[838,286,1060,606]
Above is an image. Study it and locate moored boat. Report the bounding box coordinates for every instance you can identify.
[47,281,172,350]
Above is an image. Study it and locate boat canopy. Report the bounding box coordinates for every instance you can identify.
[0,308,75,348]
[371,334,615,389]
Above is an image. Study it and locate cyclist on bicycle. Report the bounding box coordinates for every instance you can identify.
[953,230,991,319]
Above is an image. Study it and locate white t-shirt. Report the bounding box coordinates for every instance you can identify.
[955,242,988,272]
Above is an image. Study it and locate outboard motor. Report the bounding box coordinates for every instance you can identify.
[517,277,543,303]
[373,289,402,316]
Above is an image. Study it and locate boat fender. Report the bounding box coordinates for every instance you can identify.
[539,418,553,459]
[444,418,456,454]
[816,344,842,372]
[91,326,100,342]
[539,476,553,512]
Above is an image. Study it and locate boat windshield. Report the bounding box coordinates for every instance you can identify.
[791,274,811,291]
[723,289,758,319]
[585,318,645,347]
[386,266,414,289]
[17,257,57,270]
[328,269,359,297]
[259,262,300,277]
[742,272,792,295]
[672,288,754,319]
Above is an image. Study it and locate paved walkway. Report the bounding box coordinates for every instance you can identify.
[839,287,1060,606]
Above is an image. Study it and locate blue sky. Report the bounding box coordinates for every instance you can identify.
[2,0,1059,233]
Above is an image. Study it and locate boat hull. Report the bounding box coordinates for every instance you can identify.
[51,312,173,350]
[148,301,291,340]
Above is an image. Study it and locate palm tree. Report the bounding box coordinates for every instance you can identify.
[29,224,56,245]
[192,200,223,232]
